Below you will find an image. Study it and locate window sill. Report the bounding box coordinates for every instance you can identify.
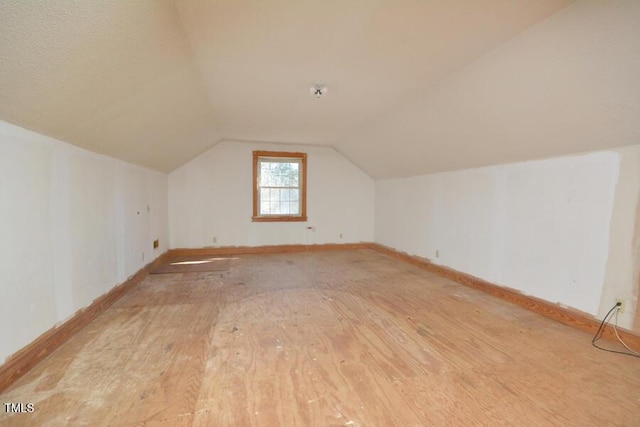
[252,216,308,222]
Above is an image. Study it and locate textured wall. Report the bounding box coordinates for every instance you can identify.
[599,146,640,329]
[375,150,625,325]
[0,121,169,363]
[168,140,374,248]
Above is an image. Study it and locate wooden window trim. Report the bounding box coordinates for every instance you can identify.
[252,150,307,222]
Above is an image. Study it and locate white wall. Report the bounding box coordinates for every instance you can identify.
[0,121,169,363]
[169,140,374,248]
[370,0,640,330]
[376,150,626,324]
[600,146,640,329]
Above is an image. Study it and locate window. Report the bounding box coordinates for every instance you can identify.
[252,151,307,222]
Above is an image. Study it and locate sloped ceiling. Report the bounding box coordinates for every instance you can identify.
[0,0,219,171]
[1,0,613,178]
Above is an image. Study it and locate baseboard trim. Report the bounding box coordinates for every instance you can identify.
[370,243,640,350]
[3,242,637,393]
[0,251,171,393]
[0,243,368,392]
[169,242,373,258]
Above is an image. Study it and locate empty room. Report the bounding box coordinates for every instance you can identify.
[1,0,639,425]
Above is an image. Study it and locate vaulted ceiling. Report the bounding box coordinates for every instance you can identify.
[6,0,627,179]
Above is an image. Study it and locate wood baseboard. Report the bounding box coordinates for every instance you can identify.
[168,242,373,258]
[0,251,171,394]
[0,243,370,393]
[370,243,640,350]
[3,242,636,394]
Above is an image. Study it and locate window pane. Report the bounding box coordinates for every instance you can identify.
[291,163,299,186]
[273,169,282,186]
[270,199,279,214]
[283,162,295,187]
[258,185,303,215]
[273,164,280,186]
[260,159,300,188]
[289,202,299,215]
[259,189,267,215]
[271,162,282,187]
[260,163,271,186]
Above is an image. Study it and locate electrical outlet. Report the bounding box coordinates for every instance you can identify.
[436,249,440,258]
[339,233,343,239]
[616,298,626,313]
[212,236,217,244]
[153,239,159,249]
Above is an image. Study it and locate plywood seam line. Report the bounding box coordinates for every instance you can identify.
[369,243,640,350]
[3,242,639,394]
[0,251,171,393]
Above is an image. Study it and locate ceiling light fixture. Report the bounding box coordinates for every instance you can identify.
[310,84,328,98]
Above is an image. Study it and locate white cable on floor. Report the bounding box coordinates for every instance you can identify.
[613,309,640,355]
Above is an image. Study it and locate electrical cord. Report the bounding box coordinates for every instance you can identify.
[591,302,640,358]
[613,310,640,355]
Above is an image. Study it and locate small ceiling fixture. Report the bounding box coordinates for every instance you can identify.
[310,83,328,98]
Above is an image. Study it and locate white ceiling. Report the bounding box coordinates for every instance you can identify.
[2,0,612,178]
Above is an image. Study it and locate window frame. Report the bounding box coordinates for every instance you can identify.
[252,150,307,222]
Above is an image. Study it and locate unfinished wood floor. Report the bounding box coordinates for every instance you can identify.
[1,249,639,426]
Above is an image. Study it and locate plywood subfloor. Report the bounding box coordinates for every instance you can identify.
[1,249,639,426]
[150,256,232,274]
